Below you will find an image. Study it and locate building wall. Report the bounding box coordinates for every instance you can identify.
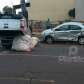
[28,0,75,21]
[75,0,84,21]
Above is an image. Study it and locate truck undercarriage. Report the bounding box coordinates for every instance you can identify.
[0,30,24,49]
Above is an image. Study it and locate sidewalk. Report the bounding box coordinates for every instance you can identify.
[32,32,41,38]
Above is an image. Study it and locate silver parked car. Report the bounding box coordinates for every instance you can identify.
[41,22,84,44]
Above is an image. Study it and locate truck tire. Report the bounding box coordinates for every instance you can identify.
[1,39,13,49]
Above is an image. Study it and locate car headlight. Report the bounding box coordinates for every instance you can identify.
[41,31,45,36]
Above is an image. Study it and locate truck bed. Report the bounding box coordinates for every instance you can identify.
[0,19,20,30]
[0,14,24,36]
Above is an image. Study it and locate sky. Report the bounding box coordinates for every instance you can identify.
[0,0,29,12]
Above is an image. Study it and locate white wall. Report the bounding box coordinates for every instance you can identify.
[28,0,75,21]
[75,0,84,21]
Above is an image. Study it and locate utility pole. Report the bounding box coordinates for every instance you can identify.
[13,0,31,34]
[20,0,28,27]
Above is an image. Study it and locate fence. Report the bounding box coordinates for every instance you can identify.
[29,20,62,33]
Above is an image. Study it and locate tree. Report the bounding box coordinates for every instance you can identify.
[3,6,13,14]
[68,8,75,18]
[0,11,2,14]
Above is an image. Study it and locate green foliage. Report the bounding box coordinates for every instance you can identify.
[68,8,75,18]
[3,6,13,14]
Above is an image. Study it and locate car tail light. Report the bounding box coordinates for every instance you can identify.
[20,19,25,32]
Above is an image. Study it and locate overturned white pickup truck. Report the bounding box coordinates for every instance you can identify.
[0,14,30,49]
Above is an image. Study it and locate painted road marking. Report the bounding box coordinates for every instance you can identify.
[0,53,56,57]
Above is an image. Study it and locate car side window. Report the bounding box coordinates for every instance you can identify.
[70,25,81,30]
[55,25,69,31]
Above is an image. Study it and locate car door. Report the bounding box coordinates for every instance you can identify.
[54,25,70,41]
[69,25,82,41]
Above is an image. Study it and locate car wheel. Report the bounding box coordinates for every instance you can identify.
[78,37,84,45]
[45,36,54,44]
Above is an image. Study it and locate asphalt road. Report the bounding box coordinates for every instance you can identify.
[0,42,84,84]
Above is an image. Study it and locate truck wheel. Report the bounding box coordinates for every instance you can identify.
[45,36,54,44]
[1,40,13,49]
[78,37,84,45]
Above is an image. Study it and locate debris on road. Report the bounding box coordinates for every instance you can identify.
[31,37,39,49]
[12,35,39,52]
